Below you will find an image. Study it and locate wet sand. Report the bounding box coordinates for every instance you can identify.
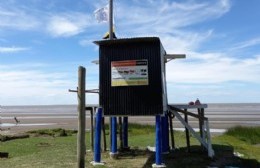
[1,104,260,134]
[1,112,259,135]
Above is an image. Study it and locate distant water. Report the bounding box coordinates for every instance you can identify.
[1,103,260,115]
[207,103,260,113]
[1,103,260,130]
[0,105,78,115]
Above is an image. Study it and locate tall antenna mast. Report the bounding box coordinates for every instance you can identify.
[109,0,113,40]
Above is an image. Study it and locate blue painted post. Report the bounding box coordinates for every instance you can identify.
[161,114,169,153]
[155,115,162,165]
[161,116,167,153]
[123,117,129,149]
[153,115,166,168]
[94,108,102,162]
[110,117,118,157]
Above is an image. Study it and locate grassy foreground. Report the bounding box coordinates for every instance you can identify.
[0,125,259,168]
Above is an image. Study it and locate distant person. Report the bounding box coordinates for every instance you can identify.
[14,117,20,125]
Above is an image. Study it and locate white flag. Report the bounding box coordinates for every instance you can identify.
[94,5,109,23]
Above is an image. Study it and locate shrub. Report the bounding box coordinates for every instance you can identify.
[225,126,260,145]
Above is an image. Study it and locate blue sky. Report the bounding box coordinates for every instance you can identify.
[0,0,260,105]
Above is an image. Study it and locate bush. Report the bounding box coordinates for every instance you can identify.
[225,126,260,145]
[27,128,77,137]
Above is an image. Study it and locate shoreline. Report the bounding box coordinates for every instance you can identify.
[1,103,260,135]
[1,114,259,135]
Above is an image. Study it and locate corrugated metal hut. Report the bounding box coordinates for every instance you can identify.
[94,37,167,116]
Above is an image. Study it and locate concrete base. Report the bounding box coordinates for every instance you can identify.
[147,146,170,154]
[147,146,156,152]
[152,163,166,168]
[90,161,105,166]
[109,152,119,159]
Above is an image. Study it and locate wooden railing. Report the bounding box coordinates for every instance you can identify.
[168,105,214,158]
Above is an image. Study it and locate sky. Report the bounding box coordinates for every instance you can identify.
[0,0,260,105]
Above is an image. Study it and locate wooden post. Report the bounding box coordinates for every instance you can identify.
[168,114,175,149]
[109,117,112,151]
[184,109,190,152]
[198,108,204,149]
[200,108,205,150]
[123,117,129,150]
[77,66,86,168]
[119,117,123,150]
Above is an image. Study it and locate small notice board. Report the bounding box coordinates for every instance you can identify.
[111,59,149,86]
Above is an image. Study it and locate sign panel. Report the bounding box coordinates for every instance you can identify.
[111,60,148,86]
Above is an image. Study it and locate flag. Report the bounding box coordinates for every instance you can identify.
[94,5,109,23]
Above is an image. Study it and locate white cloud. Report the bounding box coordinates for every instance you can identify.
[47,13,92,37]
[0,64,77,105]
[0,2,94,37]
[0,6,40,30]
[115,0,231,36]
[111,0,230,57]
[230,37,260,51]
[0,62,100,105]
[0,46,29,53]
[166,52,260,84]
[161,30,214,53]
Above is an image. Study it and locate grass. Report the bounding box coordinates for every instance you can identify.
[224,126,260,144]
[27,128,77,137]
[0,125,259,168]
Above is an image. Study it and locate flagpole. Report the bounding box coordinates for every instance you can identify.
[109,0,113,40]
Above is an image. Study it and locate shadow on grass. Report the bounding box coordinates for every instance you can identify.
[117,147,151,160]
[141,145,260,168]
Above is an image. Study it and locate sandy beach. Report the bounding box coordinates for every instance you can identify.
[1,104,260,135]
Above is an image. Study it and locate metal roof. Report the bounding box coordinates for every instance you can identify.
[93,37,161,46]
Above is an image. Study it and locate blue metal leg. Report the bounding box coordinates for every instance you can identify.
[156,115,162,164]
[161,114,169,153]
[111,117,118,155]
[153,115,166,168]
[94,108,102,162]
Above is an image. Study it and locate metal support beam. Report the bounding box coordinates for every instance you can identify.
[91,108,105,166]
[110,117,118,158]
[152,115,166,168]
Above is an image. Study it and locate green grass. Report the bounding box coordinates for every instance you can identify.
[0,125,259,168]
[224,126,260,145]
[27,128,77,137]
